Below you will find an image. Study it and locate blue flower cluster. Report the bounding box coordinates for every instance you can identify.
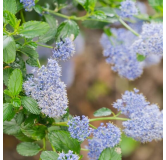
[52,38,75,61]
[120,0,138,18]
[88,123,121,160]
[20,0,35,11]
[113,88,149,117]
[123,104,163,142]
[58,150,79,160]
[113,89,163,142]
[68,115,91,141]
[101,28,143,80]
[23,58,68,118]
[100,21,163,80]
[131,23,163,57]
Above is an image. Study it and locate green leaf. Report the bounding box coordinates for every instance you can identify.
[3,67,13,86]
[33,5,43,15]
[4,89,13,97]
[40,151,59,160]
[56,20,79,41]
[14,131,35,142]
[16,0,24,12]
[3,103,15,122]
[104,27,112,36]
[3,118,21,135]
[92,11,107,19]
[3,0,17,14]
[93,107,112,117]
[75,0,97,11]
[19,21,50,38]
[16,112,24,125]
[3,10,20,28]
[38,15,58,43]
[148,0,163,9]
[137,54,146,62]
[19,46,39,59]
[26,58,40,67]
[16,142,41,156]
[48,130,81,153]
[21,96,40,115]
[8,69,23,96]
[3,35,16,63]
[11,97,21,108]
[82,21,108,29]
[99,147,122,160]
[21,124,47,141]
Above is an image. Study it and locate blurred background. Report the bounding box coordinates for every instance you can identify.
[3,0,163,159]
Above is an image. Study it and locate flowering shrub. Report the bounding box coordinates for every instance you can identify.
[3,0,163,160]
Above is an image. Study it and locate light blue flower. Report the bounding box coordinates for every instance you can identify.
[23,58,68,118]
[123,104,163,142]
[113,89,149,117]
[120,0,138,18]
[52,38,75,61]
[20,0,35,11]
[88,123,121,160]
[68,115,91,141]
[58,150,79,160]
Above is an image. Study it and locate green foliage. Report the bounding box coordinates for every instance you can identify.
[3,0,17,14]
[16,112,24,125]
[148,0,163,12]
[3,118,21,135]
[8,69,23,96]
[56,20,79,41]
[14,131,35,142]
[99,147,122,160]
[3,35,16,63]
[3,103,15,122]
[75,0,97,11]
[48,130,81,153]
[11,97,21,108]
[16,142,41,156]
[40,151,59,160]
[21,96,40,115]
[3,67,13,86]
[21,124,47,140]
[18,21,50,38]
[38,15,58,43]
[93,107,112,117]
[26,58,40,67]
[137,54,146,62]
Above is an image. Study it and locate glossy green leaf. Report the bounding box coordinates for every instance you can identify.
[137,54,146,62]
[26,58,40,67]
[93,107,112,117]
[3,67,13,86]
[8,69,23,96]
[3,0,17,14]
[40,151,59,160]
[92,11,107,19]
[14,131,35,142]
[3,35,16,63]
[3,118,21,135]
[75,0,97,11]
[48,130,81,153]
[19,21,50,38]
[21,124,47,141]
[4,89,13,97]
[3,103,15,122]
[21,96,40,115]
[38,14,58,43]
[33,5,43,14]
[16,142,41,156]
[11,97,21,108]
[99,147,122,160]
[16,112,24,125]
[56,20,79,41]
[19,46,39,59]
[3,10,20,28]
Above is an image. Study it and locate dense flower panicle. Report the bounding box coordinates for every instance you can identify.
[52,38,75,61]
[23,58,68,118]
[20,0,35,11]
[88,123,121,160]
[113,89,149,117]
[68,115,91,141]
[104,46,143,80]
[123,104,163,142]
[131,23,163,56]
[120,0,138,18]
[58,150,79,160]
